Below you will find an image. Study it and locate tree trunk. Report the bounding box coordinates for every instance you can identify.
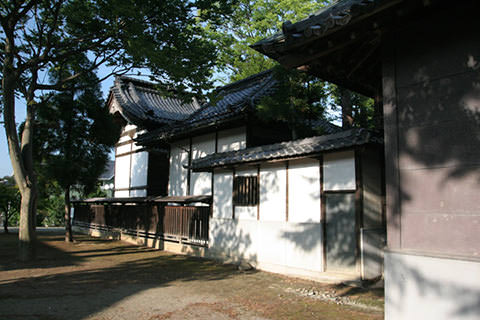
[340,88,353,128]
[18,186,36,260]
[64,185,73,242]
[3,210,8,233]
[2,30,37,261]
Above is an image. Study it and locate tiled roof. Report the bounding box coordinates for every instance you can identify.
[252,0,389,55]
[136,70,278,143]
[98,160,114,181]
[191,128,382,171]
[110,76,200,127]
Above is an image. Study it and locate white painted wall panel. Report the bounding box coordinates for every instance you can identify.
[130,189,147,197]
[115,190,129,197]
[235,206,257,220]
[235,167,257,177]
[116,143,131,155]
[213,171,233,219]
[218,127,246,152]
[288,159,321,223]
[191,172,212,195]
[208,218,324,276]
[284,223,323,272]
[118,135,131,144]
[324,150,356,191]
[260,163,287,222]
[130,151,148,187]
[385,252,480,320]
[192,133,216,159]
[169,140,189,196]
[190,133,215,195]
[114,155,130,190]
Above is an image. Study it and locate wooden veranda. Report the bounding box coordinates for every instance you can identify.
[72,196,211,246]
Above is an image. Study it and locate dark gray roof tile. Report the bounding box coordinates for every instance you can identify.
[252,0,388,53]
[191,128,382,171]
[136,70,278,143]
[110,76,200,127]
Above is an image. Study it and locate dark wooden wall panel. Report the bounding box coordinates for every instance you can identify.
[385,5,480,257]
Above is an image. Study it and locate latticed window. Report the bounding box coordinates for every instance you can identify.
[233,176,259,206]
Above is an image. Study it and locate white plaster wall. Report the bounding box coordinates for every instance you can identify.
[324,150,356,191]
[260,163,287,222]
[115,190,129,197]
[209,162,324,279]
[169,140,189,196]
[114,155,130,190]
[385,251,480,320]
[217,127,246,152]
[213,170,233,219]
[116,143,131,155]
[130,189,147,197]
[118,135,131,144]
[234,168,258,221]
[190,133,215,195]
[288,159,321,223]
[209,218,323,276]
[130,151,148,188]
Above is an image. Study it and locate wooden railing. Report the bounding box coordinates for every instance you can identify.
[73,203,209,246]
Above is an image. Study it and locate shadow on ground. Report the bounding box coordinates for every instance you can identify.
[0,230,243,320]
[0,230,383,320]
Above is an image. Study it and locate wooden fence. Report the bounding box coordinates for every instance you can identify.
[73,203,209,246]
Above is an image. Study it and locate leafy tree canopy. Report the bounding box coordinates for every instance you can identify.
[31,56,120,240]
[257,65,330,139]
[209,0,330,82]
[0,0,235,259]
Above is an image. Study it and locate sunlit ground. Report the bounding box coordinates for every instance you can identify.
[0,229,383,320]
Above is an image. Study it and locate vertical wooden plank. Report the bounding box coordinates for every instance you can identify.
[257,165,260,220]
[382,39,402,249]
[127,139,133,197]
[286,161,289,222]
[232,168,236,219]
[187,137,192,196]
[320,155,327,271]
[210,170,215,217]
[355,148,364,275]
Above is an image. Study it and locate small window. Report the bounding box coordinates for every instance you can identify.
[233,176,258,206]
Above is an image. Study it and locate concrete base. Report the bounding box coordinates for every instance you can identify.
[385,250,480,320]
[74,225,362,284]
[73,226,207,258]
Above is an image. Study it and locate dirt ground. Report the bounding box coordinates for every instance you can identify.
[0,230,384,320]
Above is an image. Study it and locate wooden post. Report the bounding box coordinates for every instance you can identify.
[319,156,327,272]
[285,161,289,222]
[354,148,364,275]
[257,166,260,221]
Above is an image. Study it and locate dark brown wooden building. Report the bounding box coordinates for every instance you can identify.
[253,1,480,318]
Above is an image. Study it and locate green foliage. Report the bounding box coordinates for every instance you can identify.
[207,0,378,130]
[209,0,331,82]
[257,65,330,139]
[0,0,235,96]
[31,58,120,226]
[0,176,21,228]
[37,180,64,227]
[328,84,376,129]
